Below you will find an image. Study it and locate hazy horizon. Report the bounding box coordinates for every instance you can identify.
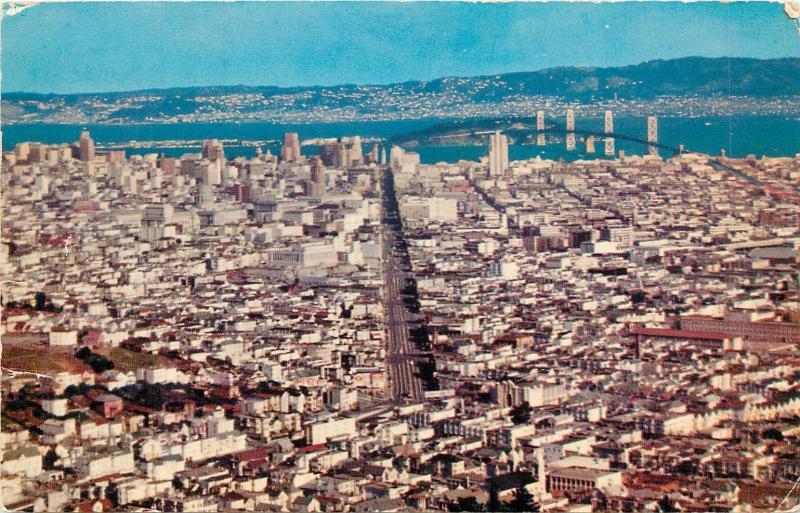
[5,55,800,97]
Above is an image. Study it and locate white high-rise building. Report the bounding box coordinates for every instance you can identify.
[350,136,363,164]
[488,130,508,176]
[536,110,545,131]
[566,109,575,132]
[389,146,405,172]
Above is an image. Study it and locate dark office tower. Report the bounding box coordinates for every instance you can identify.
[337,141,350,168]
[230,184,249,202]
[79,129,95,162]
[159,157,177,175]
[568,228,592,248]
[29,143,48,163]
[322,141,340,167]
[202,139,225,161]
[308,157,325,198]
[280,132,301,162]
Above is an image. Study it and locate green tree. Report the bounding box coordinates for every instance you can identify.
[34,291,47,310]
[762,428,784,441]
[75,346,92,360]
[658,495,677,513]
[510,402,533,425]
[487,482,503,512]
[85,354,114,372]
[106,483,120,507]
[43,449,59,470]
[456,496,483,512]
[509,486,537,512]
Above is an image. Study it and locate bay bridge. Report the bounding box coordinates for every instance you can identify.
[538,110,797,204]
[472,109,800,226]
[503,109,679,157]
[536,121,686,157]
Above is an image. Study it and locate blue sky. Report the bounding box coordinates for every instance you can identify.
[3,1,799,93]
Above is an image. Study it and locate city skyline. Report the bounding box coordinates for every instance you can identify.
[3,1,800,94]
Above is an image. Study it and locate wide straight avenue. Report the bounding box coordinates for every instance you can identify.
[380,167,427,402]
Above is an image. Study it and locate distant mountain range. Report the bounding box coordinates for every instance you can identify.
[4,57,800,124]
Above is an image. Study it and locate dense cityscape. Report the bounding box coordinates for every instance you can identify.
[3,2,800,512]
[1,110,799,512]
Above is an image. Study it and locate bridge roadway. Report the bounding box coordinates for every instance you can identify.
[469,125,800,226]
[507,122,687,155]
[380,168,426,402]
[535,125,795,201]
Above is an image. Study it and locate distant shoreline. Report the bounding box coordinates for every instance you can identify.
[4,114,799,163]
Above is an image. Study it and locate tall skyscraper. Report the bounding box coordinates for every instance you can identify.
[337,141,350,168]
[566,109,575,132]
[79,129,95,162]
[159,156,177,175]
[536,110,545,131]
[350,136,363,165]
[202,139,225,161]
[15,142,30,162]
[308,156,325,198]
[280,132,301,162]
[322,140,340,167]
[488,130,509,176]
[29,143,47,163]
[585,136,595,154]
[195,184,215,207]
[647,116,658,155]
[380,146,387,165]
[389,146,405,172]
